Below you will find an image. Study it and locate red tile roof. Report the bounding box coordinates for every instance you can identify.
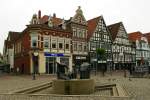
[40,15,49,24]
[87,16,101,40]
[40,15,63,26]
[107,22,122,41]
[143,32,150,43]
[128,31,143,42]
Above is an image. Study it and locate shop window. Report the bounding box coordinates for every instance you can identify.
[60,57,69,66]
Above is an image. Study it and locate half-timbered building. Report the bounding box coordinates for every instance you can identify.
[13,11,72,74]
[128,32,150,68]
[108,22,135,70]
[87,16,112,72]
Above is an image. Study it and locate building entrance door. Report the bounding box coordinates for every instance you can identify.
[46,57,56,74]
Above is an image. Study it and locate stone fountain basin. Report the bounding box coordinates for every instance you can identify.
[10,79,129,97]
[52,79,95,95]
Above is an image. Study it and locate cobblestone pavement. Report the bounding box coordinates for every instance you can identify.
[0,74,56,93]
[0,71,150,100]
[92,71,150,100]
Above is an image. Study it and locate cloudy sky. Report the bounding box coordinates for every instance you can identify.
[0,0,150,53]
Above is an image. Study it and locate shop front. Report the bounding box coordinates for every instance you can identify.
[44,53,71,74]
[73,55,88,68]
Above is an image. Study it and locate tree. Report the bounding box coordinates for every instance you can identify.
[96,48,106,76]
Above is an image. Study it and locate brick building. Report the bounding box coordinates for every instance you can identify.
[13,11,72,74]
[8,6,88,74]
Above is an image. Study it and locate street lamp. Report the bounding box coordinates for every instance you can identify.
[32,49,39,80]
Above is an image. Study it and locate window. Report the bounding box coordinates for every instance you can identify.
[84,32,86,38]
[51,38,57,49]
[78,43,82,51]
[44,36,49,48]
[73,28,76,37]
[44,41,49,48]
[59,43,63,49]
[79,30,82,37]
[73,43,77,51]
[52,43,56,48]
[31,36,38,47]
[84,45,86,51]
[65,44,69,49]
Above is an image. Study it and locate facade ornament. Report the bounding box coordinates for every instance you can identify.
[62,18,66,30]
[48,15,53,27]
[76,6,83,14]
[30,14,38,24]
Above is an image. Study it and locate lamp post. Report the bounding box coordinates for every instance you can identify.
[32,49,39,80]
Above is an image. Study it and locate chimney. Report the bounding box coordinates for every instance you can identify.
[53,13,56,18]
[38,10,41,19]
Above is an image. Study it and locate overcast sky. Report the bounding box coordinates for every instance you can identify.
[0,0,150,53]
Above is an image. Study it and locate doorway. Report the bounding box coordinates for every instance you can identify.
[45,57,56,74]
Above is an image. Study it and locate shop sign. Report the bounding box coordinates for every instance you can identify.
[98,61,106,63]
[44,53,64,57]
[76,56,86,59]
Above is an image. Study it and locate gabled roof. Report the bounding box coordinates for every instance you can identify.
[87,16,101,40]
[128,31,143,42]
[143,32,150,43]
[7,31,20,42]
[40,15,63,26]
[107,22,122,41]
